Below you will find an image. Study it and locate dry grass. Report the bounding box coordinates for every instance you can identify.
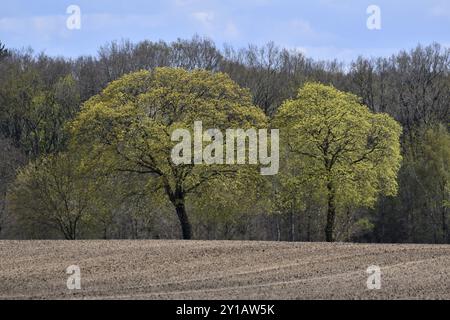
[0,240,448,300]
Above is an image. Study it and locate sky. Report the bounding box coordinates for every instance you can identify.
[1,0,450,62]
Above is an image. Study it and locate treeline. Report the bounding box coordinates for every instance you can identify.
[0,36,448,243]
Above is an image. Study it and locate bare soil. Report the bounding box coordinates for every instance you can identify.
[0,241,448,300]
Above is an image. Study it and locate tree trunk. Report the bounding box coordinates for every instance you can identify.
[442,207,448,244]
[306,207,311,242]
[276,216,281,241]
[290,208,295,242]
[325,182,336,242]
[166,184,193,240]
[175,201,192,240]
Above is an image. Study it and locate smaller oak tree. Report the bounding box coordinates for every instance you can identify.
[274,83,402,242]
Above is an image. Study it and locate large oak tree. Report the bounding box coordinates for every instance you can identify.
[69,68,267,239]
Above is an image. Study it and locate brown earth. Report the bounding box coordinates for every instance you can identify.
[0,240,448,300]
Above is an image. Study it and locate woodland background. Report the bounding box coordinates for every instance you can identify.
[0,37,448,243]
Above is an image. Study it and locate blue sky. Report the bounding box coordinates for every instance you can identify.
[1,0,450,62]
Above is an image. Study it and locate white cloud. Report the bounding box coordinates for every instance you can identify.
[191,11,215,28]
[0,13,166,38]
[224,21,239,39]
[430,1,450,18]
[289,19,316,37]
[174,0,199,6]
[189,11,239,40]
[0,15,69,40]
[268,18,335,44]
[84,13,166,30]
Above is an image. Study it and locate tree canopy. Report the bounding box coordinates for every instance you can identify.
[8,152,100,239]
[274,83,402,242]
[69,67,268,239]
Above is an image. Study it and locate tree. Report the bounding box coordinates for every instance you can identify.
[222,42,302,116]
[0,54,80,157]
[0,42,8,61]
[7,152,105,240]
[274,83,402,242]
[69,68,267,240]
[0,136,25,236]
[411,125,450,243]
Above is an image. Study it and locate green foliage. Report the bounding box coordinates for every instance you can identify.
[405,124,450,242]
[0,64,80,157]
[2,41,449,243]
[69,67,268,239]
[418,125,450,196]
[274,83,403,241]
[7,152,103,239]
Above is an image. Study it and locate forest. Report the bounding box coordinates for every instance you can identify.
[0,36,448,243]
